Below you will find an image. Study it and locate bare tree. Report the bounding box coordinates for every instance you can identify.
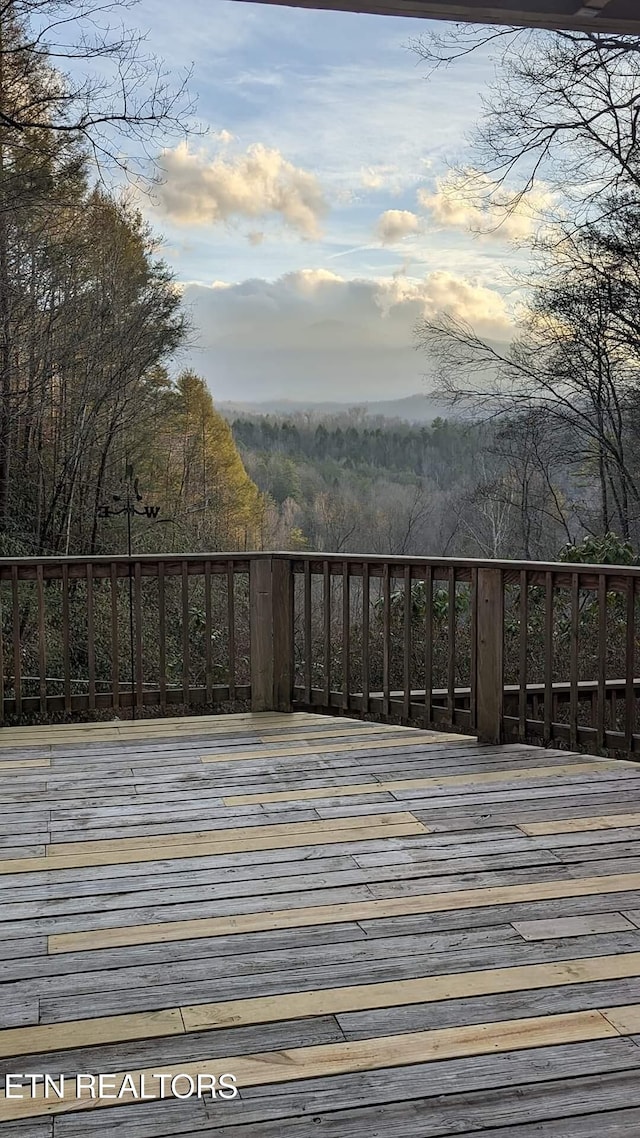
[0,1,197,185]
[412,24,640,221]
[415,222,640,545]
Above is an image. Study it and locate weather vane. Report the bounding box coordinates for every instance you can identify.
[97,464,165,720]
[97,464,161,556]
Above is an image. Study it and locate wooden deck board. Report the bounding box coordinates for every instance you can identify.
[1,713,640,1133]
[46,1040,640,1136]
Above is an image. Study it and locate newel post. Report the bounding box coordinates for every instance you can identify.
[476,566,504,744]
[250,557,293,712]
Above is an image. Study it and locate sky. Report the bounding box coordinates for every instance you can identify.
[124,0,534,403]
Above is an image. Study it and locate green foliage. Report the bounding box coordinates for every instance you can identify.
[232,415,478,480]
[379,581,471,621]
[559,533,638,566]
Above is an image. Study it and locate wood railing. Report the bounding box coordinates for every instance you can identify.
[286,554,640,756]
[0,555,252,718]
[1,552,640,756]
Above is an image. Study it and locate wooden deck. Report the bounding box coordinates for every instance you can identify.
[4,716,640,1135]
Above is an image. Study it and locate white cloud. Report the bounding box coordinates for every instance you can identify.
[189,267,514,347]
[361,164,403,193]
[183,268,515,401]
[154,142,329,239]
[419,170,555,241]
[376,210,422,245]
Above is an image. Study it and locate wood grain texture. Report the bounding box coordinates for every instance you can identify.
[180,951,640,1030]
[0,820,427,876]
[0,1009,623,1122]
[48,870,640,953]
[0,759,49,770]
[42,1040,640,1137]
[521,812,640,835]
[0,1008,183,1058]
[223,761,631,805]
[254,726,435,743]
[203,734,466,763]
[8,949,640,1056]
[600,1004,640,1034]
[47,811,422,854]
[512,914,636,940]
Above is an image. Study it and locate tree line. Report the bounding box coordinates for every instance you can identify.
[232,415,472,479]
[0,0,264,558]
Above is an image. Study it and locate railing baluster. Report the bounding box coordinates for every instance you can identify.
[570,572,579,751]
[519,569,528,742]
[597,573,607,750]
[447,565,456,727]
[158,561,166,714]
[304,559,312,704]
[62,564,70,714]
[470,567,477,733]
[403,565,411,721]
[424,564,432,729]
[110,563,119,714]
[323,560,330,707]
[36,564,47,716]
[11,565,21,718]
[273,557,294,713]
[227,561,236,703]
[204,559,213,705]
[181,560,189,710]
[342,560,350,711]
[249,557,270,712]
[135,561,143,714]
[382,562,390,719]
[626,576,635,752]
[86,563,95,712]
[362,562,370,716]
[544,570,553,744]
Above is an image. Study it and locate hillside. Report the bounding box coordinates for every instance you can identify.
[219,393,454,425]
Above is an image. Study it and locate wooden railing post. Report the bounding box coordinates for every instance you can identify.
[476,566,504,744]
[250,556,293,712]
[272,558,294,712]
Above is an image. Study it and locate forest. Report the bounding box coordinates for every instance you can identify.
[230,409,609,561]
[0,1,264,560]
[230,412,490,555]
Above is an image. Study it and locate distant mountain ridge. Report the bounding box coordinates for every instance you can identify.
[218,392,455,424]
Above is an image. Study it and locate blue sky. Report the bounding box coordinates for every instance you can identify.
[124,1,533,401]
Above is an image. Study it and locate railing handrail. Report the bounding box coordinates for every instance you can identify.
[3,550,640,575]
[0,553,252,567]
[281,553,640,575]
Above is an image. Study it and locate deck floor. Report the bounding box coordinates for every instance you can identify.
[3,714,640,1134]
